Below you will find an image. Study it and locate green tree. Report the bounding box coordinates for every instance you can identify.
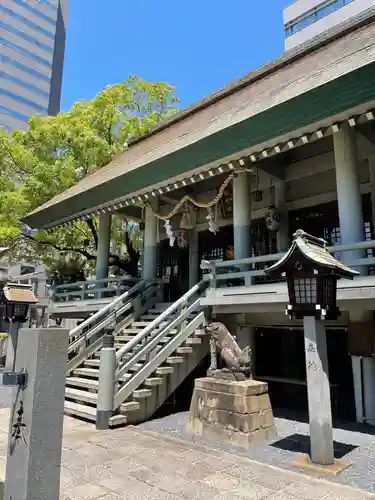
[0,75,178,280]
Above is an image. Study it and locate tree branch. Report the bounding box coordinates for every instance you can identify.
[85,219,98,248]
[22,234,97,261]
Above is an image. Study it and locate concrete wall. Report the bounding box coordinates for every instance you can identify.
[284,0,374,50]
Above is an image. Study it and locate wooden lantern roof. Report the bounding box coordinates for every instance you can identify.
[1,283,38,304]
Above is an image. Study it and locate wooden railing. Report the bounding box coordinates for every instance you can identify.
[201,239,375,289]
[67,280,161,374]
[113,280,208,409]
[53,276,140,302]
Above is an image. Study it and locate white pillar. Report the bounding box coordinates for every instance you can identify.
[275,182,289,252]
[303,316,334,465]
[96,213,112,280]
[143,204,158,281]
[333,124,365,268]
[233,171,252,260]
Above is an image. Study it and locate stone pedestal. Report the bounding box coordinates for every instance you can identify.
[187,377,277,449]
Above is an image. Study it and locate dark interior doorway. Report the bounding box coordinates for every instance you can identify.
[255,327,355,421]
[158,239,189,302]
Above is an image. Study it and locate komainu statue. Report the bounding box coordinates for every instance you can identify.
[204,322,252,381]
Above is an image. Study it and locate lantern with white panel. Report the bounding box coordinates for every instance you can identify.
[265,230,358,469]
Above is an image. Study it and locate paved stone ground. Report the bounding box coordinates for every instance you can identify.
[139,410,375,494]
[0,409,375,499]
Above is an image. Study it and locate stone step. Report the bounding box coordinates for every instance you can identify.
[66,376,99,391]
[64,401,127,427]
[132,388,152,399]
[73,367,99,379]
[84,358,101,368]
[64,400,96,422]
[144,377,163,387]
[65,387,97,405]
[132,321,154,327]
[119,401,141,413]
[185,337,202,345]
[155,366,174,375]
[166,356,184,364]
[73,368,132,382]
[176,346,193,354]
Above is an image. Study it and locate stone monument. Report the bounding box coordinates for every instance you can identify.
[187,322,277,449]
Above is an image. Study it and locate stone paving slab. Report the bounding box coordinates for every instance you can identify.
[0,409,375,499]
[139,409,375,493]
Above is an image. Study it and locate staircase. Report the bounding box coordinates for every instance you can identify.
[63,280,209,428]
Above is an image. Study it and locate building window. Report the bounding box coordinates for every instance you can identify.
[0,104,30,122]
[20,265,36,275]
[0,22,54,53]
[0,71,49,98]
[0,6,55,40]
[0,37,52,68]
[36,0,58,12]
[12,0,56,26]
[1,55,51,82]
[285,0,355,37]
[0,87,48,113]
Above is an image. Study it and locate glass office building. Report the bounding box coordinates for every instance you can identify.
[284,0,373,50]
[0,0,69,131]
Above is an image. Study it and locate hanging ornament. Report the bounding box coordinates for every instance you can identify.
[265,180,280,232]
[252,168,263,202]
[180,203,194,230]
[164,220,175,246]
[177,230,189,248]
[207,208,218,234]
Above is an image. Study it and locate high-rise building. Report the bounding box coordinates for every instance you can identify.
[284,0,373,50]
[0,0,69,131]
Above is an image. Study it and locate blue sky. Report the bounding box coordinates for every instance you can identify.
[61,1,289,111]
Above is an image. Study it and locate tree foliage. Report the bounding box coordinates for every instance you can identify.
[0,75,178,280]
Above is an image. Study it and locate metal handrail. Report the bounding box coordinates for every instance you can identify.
[115,280,206,362]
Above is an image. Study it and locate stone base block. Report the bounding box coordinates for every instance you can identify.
[293,454,352,476]
[187,377,277,450]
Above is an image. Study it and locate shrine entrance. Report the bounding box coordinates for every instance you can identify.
[158,238,190,302]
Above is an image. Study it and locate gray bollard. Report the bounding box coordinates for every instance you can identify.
[4,328,69,500]
[96,333,116,430]
[4,322,21,372]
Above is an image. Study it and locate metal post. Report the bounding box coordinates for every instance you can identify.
[96,333,116,430]
[4,328,69,500]
[303,316,334,465]
[5,322,20,372]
